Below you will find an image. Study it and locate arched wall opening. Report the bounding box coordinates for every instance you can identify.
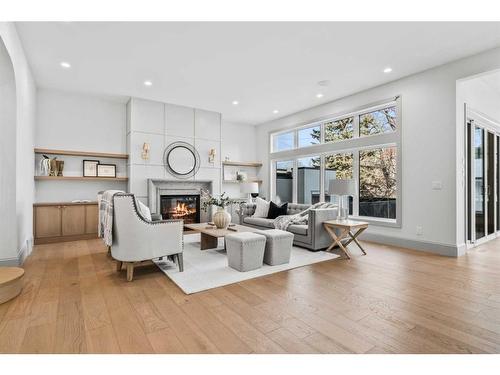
[0,36,18,263]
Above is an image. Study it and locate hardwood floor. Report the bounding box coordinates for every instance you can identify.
[1,237,500,353]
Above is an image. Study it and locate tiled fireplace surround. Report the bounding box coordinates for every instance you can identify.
[148,179,213,223]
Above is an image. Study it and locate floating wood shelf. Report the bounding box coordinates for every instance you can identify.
[33,201,98,207]
[222,161,262,167]
[223,179,262,184]
[34,148,129,160]
[35,176,128,182]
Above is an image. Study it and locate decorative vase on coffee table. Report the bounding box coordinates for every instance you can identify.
[213,207,231,229]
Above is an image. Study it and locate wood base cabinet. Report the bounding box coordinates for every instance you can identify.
[34,202,99,244]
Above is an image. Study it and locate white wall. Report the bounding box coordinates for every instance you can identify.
[37,88,127,153]
[221,120,258,198]
[35,88,127,202]
[0,33,18,265]
[256,46,500,255]
[458,74,500,123]
[127,98,223,206]
[34,92,259,206]
[0,22,37,264]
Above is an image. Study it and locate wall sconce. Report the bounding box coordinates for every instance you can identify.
[141,142,150,160]
[208,148,216,163]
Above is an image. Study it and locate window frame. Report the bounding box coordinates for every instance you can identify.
[269,96,402,227]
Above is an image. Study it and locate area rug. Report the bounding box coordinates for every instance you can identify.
[154,233,340,294]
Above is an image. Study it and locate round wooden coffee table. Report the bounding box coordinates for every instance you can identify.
[0,267,25,304]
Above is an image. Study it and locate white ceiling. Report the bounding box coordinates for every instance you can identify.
[15,22,500,125]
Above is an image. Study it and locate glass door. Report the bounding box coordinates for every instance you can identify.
[467,119,500,244]
[474,126,486,240]
[487,132,496,235]
[497,135,500,232]
[466,113,500,245]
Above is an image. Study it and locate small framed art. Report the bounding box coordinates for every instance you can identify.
[83,160,99,177]
[97,164,117,178]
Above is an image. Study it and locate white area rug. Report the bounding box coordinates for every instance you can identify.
[154,233,340,294]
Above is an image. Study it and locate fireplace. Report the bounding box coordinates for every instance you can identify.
[148,179,212,223]
[160,194,200,223]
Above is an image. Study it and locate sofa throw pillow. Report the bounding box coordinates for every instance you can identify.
[252,197,270,218]
[267,201,288,219]
[137,199,152,221]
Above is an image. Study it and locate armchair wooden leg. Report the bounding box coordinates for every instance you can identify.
[116,261,123,272]
[126,263,135,282]
[176,253,184,272]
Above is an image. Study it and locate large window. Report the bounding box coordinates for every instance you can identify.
[270,98,401,225]
[273,131,294,152]
[359,106,397,137]
[275,160,294,203]
[297,156,320,204]
[324,153,354,213]
[359,147,397,219]
[298,125,321,148]
[324,117,354,143]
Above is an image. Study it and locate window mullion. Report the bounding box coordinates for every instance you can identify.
[292,159,298,203]
[353,113,360,139]
[320,154,325,203]
[353,150,360,217]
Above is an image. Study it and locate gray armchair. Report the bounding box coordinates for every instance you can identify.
[238,202,338,251]
[112,193,184,281]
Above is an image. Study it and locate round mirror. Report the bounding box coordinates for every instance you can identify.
[163,141,200,179]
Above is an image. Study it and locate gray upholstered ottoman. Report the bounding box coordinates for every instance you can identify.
[258,229,294,265]
[225,232,266,272]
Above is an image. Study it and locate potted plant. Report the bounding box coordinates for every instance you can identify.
[201,190,233,229]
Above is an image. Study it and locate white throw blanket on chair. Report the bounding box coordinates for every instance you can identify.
[98,190,125,247]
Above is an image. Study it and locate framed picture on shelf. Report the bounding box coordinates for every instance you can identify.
[97,164,117,178]
[83,160,99,177]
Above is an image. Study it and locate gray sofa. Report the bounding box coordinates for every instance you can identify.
[238,202,338,251]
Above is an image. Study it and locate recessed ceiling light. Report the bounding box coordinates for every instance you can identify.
[383,67,392,73]
[273,109,279,114]
[316,93,324,98]
[144,80,153,86]
[232,100,239,105]
[60,61,71,69]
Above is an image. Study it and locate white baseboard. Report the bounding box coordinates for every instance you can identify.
[0,237,33,266]
[360,232,463,257]
[0,256,21,266]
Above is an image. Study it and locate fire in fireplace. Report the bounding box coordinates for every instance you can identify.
[160,194,200,223]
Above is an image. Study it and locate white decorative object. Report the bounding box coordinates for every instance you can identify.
[236,171,247,181]
[328,179,357,220]
[212,207,231,229]
[39,157,50,176]
[83,160,99,177]
[240,182,258,203]
[252,197,270,218]
[97,164,116,178]
[208,148,216,163]
[137,200,152,221]
[164,141,200,179]
[141,142,150,160]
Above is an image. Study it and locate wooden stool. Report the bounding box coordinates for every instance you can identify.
[0,267,25,304]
